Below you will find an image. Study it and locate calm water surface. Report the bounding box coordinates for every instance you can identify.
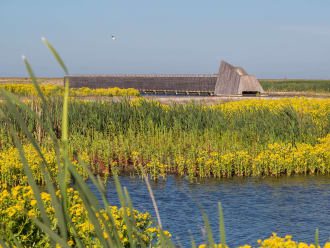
[88,175,330,247]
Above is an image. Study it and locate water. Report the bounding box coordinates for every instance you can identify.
[88,175,330,247]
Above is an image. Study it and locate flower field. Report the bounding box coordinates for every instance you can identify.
[0,83,140,97]
[0,184,164,247]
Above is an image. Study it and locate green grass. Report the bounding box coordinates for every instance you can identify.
[260,80,330,93]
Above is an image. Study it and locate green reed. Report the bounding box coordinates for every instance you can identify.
[0,97,329,180]
[0,98,327,148]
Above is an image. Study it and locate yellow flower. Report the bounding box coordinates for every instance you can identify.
[163,230,172,237]
[323,243,330,248]
[31,200,37,206]
[28,209,36,217]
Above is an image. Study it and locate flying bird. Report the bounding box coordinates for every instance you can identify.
[112,35,116,40]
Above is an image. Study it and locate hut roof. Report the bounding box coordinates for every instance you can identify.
[214,61,264,95]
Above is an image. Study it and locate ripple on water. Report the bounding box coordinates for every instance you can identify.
[88,175,330,247]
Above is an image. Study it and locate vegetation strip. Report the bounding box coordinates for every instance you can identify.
[260,80,330,93]
[0,84,140,97]
[1,98,329,181]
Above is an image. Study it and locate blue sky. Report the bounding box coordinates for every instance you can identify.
[1,0,330,78]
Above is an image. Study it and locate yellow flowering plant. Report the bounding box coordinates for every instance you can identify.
[0,84,140,97]
[0,185,162,247]
[0,144,89,187]
[198,233,330,248]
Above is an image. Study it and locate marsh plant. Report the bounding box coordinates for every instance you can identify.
[0,97,329,181]
[0,39,328,247]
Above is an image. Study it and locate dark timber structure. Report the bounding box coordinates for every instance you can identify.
[65,61,265,96]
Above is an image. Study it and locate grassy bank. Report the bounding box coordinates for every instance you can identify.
[1,97,329,180]
[260,80,330,93]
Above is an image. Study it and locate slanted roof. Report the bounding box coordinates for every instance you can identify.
[214,61,264,95]
[238,75,264,94]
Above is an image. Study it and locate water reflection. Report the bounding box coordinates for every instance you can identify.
[88,175,330,247]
